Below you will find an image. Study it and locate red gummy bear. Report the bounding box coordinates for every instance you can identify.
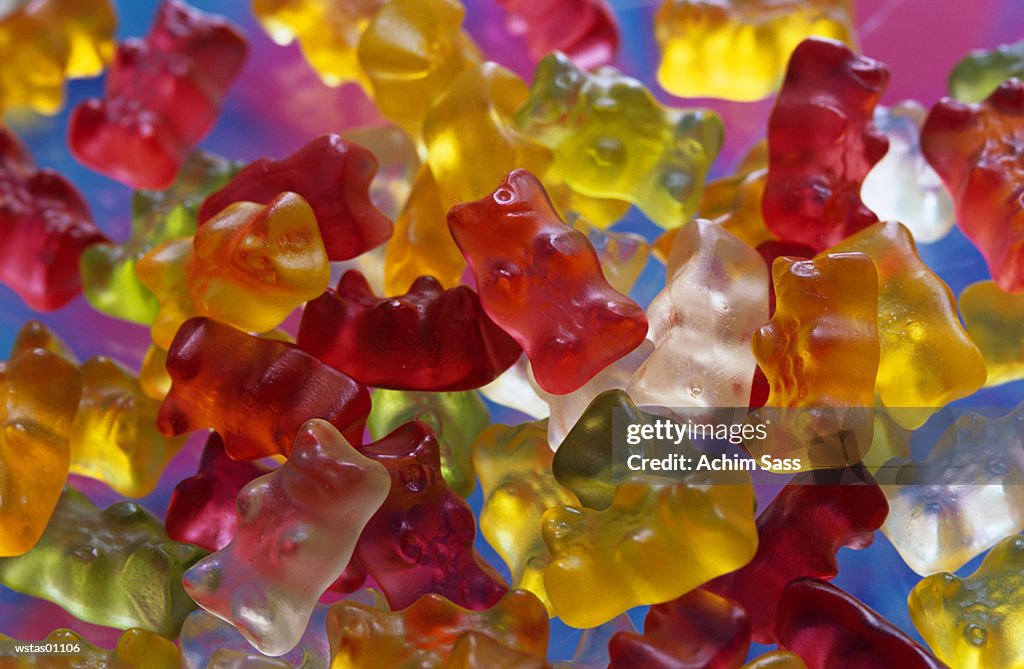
[777,579,948,669]
[69,0,247,189]
[762,37,890,251]
[0,129,109,311]
[354,421,509,611]
[707,468,889,644]
[447,170,648,395]
[165,432,269,551]
[165,431,371,594]
[608,589,751,669]
[297,271,522,391]
[497,0,619,69]
[921,79,1024,292]
[198,135,393,261]
[157,317,371,460]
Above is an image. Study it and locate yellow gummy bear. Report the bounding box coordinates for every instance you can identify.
[136,191,330,349]
[910,533,1024,669]
[384,164,465,295]
[424,61,553,207]
[654,0,855,101]
[0,627,180,668]
[830,221,987,428]
[357,0,481,142]
[251,0,385,89]
[516,51,723,229]
[960,280,1024,387]
[747,253,879,470]
[0,0,115,114]
[10,322,186,498]
[541,478,757,628]
[0,346,81,556]
[472,420,580,615]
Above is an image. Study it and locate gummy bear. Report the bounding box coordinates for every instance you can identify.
[0,128,110,311]
[0,346,81,556]
[68,0,247,189]
[0,0,116,114]
[384,165,465,295]
[627,219,768,413]
[447,632,552,669]
[534,340,651,449]
[165,433,270,551]
[198,135,393,261]
[368,388,490,498]
[480,354,551,421]
[356,0,481,140]
[448,170,648,395]
[297,271,521,392]
[762,37,890,251]
[909,533,1024,669]
[920,79,1024,292]
[0,627,180,669]
[748,252,879,470]
[424,62,553,207]
[960,280,1024,386]
[326,590,549,667]
[542,474,758,627]
[949,38,1024,103]
[556,614,636,669]
[707,469,889,643]
[829,221,986,427]
[472,420,580,613]
[355,421,509,611]
[0,487,205,636]
[139,343,171,400]
[158,317,371,460]
[183,419,390,656]
[607,589,751,669]
[778,578,947,669]
[251,0,385,89]
[877,402,1024,575]
[516,52,723,229]
[138,191,330,349]
[860,103,955,244]
[340,123,420,221]
[496,0,619,69]
[653,0,854,101]
[81,151,241,325]
[577,220,650,295]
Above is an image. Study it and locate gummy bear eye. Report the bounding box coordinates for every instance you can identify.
[494,187,515,204]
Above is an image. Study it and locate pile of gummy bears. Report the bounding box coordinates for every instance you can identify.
[1,0,1024,666]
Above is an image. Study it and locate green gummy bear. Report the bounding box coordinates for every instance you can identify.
[367,389,489,497]
[80,151,242,325]
[949,39,1024,103]
[0,487,206,637]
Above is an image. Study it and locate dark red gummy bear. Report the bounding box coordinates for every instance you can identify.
[762,37,890,251]
[608,589,751,669]
[447,169,648,395]
[297,271,522,391]
[497,0,619,69]
[157,317,371,461]
[707,467,889,643]
[0,129,109,311]
[921,79,1024,292]
[69,0,247,189]
[354,421,509,611]
[165,431,370,594]
[777,579,948,669]
[198,135,393,261]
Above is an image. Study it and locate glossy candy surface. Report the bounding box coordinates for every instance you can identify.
[762,37,889,251]
[298,271,521,392]
[448,170,648,395]
[921,79,1024,292]
[68,0,247,189]
[183,420,390,656]
[158,317,371,460]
